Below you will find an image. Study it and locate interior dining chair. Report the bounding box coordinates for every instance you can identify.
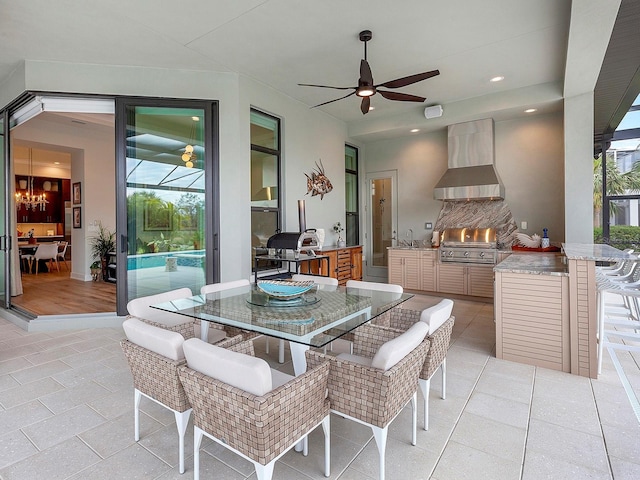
[378,299,455,430]
[127,288,228,344]
[56,241,69,270]
[178,337,331,480]
[26,243,60,274]
[306,322,430,480]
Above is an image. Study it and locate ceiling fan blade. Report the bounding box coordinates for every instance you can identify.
[378,90,426,102]
[298,83,356,90]
[377,69,440,89]
[360,96,371,114]
[311,91,356,108]
[360,59,374,86]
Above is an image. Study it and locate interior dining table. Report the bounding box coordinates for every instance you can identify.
[17,242,48,273]
[152,282,413,376]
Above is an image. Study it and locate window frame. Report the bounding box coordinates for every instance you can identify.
[250,108,282,246]
[345,144,359,246]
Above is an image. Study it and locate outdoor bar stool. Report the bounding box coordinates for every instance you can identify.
[596,248,634,276]
[306,322,429,480]
[598,283,640,374]
[179,338,331,480]
[376,299,455,430]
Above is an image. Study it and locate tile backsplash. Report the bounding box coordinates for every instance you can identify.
[434,200,518,248]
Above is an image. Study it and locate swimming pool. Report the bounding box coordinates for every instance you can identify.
[127,250,206,270]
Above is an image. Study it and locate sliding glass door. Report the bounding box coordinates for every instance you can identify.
[115,100,219,315]
[0,112,7,308]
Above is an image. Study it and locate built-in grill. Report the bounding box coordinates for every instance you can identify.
[439,227,497,264]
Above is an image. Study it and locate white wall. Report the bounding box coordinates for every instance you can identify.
[7,60,350,282]
[240,76,350,266]
[496,112,565,240]
[363,112,566,250]
[564,92,594,242]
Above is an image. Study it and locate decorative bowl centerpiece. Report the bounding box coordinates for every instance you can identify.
[257,280,315,300]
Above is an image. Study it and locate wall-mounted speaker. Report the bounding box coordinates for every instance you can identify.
[424,105,443,119]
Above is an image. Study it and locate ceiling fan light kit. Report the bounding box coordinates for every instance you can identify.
[299,29,439,114]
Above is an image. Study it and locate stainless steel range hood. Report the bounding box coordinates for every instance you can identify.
[434,118,504,201]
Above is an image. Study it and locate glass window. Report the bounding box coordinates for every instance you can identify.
[251,110,280,255]
[345,144,359,246]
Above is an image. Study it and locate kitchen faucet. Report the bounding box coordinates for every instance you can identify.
[407,229,413,247]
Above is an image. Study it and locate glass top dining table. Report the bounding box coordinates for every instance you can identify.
[152,282,413,375]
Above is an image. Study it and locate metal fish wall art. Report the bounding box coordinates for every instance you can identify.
[305,159,333,199]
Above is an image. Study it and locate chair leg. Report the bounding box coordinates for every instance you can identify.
[194,426,204,480]
[134,389,141,441]
[418,378,430,431]
[441,358,447,400]
[411,392,417,446]
[265,337,270,354]
[278,339,285,364]
[322,415,331,477]
[175,409,192,474]
[371,425,388,480]
[254,461,275,480]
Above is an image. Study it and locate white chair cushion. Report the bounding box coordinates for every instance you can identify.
[122,317,185,361]
[200,279,250,295]
[346,279,403,294]
[336,353,373,367]
[371,322,429,371]
[183,338,273,396]
[193,323,228,344]
[270,369,294,389]
[127,288,193,328]
[420,299,454,335]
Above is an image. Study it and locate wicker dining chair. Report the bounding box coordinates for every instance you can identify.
[306,321,430,480]
[374,299,455,430]
[127,287,234,343]
[178,337,331,480]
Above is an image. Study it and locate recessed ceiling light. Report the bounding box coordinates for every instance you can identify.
[525,108,537,113]
[410,128,420,133]
[54,161,60,165]
[490,76,505,83]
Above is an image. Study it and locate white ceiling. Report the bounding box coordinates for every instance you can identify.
[0,0,576,139]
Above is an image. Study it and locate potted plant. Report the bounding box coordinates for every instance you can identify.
[90,260,102,281]
[333,221,346,248]
[89,222,115,281]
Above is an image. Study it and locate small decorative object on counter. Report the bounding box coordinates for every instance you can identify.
[333,221,346,247]
[431,230,440,247]
[541,228,550,249]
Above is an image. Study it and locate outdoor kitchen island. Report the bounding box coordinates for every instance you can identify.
[494,244,631,378]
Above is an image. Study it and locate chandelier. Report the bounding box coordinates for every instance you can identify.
[15,149,48,211]
[181,116,200,168]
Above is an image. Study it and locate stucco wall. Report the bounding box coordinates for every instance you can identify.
[363,112,566,259]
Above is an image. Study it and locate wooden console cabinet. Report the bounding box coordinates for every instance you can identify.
[302,245,363,285]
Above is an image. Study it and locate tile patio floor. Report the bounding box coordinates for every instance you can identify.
[1,294,639,479]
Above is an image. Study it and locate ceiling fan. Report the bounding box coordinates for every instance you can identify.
[299,30,440,114]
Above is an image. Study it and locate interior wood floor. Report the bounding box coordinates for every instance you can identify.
[11,265,116,316]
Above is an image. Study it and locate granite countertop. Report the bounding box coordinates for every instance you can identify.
[562,243,631,262]
[494,253,568,276]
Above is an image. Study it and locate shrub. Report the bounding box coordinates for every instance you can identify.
[594,225,640,250]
